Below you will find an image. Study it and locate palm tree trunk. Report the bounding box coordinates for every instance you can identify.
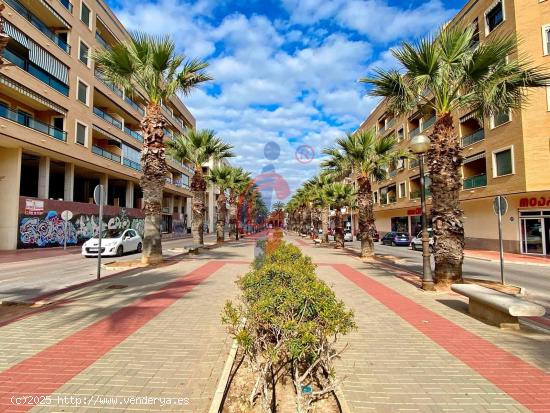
[334,210,344,248]
[191,166,206,245]
[428,114,464,287]
[216,191,227,243]
[228,196,237,240]
[357,177,376,258]
[321,206,329,243]
[140,103,167,264]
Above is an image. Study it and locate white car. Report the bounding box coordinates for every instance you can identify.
[410,229,434,252]
[82,229,142,257]
[344,231,353,242]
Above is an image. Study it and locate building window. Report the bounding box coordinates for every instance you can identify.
[79,41,89,66]
[398,182,406,198]
[80,1,91,28]
[493,147,514,177]
[543,25,550,55]
[77,80,88,105]
[492,109,510,128]
[76,121,87,146]
[397,127,404,141]
[485,1,504,34]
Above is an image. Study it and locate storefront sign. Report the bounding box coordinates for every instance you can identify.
[24,199,44,215]
[407,207,422,216]
[519,196,550,208]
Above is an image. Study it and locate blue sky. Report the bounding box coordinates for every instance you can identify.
[107,0,461,204]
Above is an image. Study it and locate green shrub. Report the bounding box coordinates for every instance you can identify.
[222,241,355,412]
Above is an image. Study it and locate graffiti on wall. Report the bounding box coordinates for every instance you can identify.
[18,208,144,248]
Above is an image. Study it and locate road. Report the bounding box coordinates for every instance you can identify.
[0,235,216,303]
[346,240,550,308]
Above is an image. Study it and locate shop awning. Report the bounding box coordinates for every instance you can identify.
[3,21,28,48]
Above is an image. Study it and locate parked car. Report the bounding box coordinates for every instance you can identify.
[381,231,411,246]
[344,231,353,242]
[410,229,434,252]
[82,229,142,257]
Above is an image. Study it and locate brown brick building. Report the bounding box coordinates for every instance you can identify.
[355,0,550,255]
[0,0,200,249]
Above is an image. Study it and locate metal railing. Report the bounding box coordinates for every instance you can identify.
[93,107,122,129]
[124,96,145,116]
[94,69,123,97]
[386,118,396,129]
[123,158,141,171]
[380,197,388,205]
[123,126,143,143]
[92,145,121,163]
[0,105,66,141]
[409,126,420,138]
[463,174,487,189]
[410,190,421,199]
[422,116,436,130]
[388,195,397,204]
[461,129,484,147]
[5,0,70,53]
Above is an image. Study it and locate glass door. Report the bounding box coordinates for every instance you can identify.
[521,218,544,254]
[545,218,550,256]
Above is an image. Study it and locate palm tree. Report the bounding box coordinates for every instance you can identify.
[361,25,550,286]
[94,32,211,264]
[271,201,285,228]
[304,174,332,243]
[322,130,406,257]
[207,165,235,243]
[226,168,251,240]
[322,182,355,249]
[167,129,234,245]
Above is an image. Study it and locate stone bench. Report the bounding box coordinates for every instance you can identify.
[185,244,202,255]
[451,284,545,329]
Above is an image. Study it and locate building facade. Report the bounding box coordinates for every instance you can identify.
[0,0,196,249]
[357,0,550,255]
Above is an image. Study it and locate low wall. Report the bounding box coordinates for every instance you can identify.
[18,197,145,249]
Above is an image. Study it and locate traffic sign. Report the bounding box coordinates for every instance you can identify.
[493,195,508,216]
[61,210,73,221]
[93,185,106,205]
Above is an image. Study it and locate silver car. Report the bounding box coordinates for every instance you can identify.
[82,229,142,257]
[410,229,434,252]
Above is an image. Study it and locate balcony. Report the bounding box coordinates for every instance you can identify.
[463,174,487,189]
[3,49,69,96]
[0,105,66,141]
[409,126,420,138]
[422,116,436,131]
[124,96,145,116]
[95,32,111,50]
[461,129,484,147]
[5,0,70,53]
[380,197,388,205]
[94,69,123,98]
[389,170,397,178]
[58,0,73,13]
[92,145,121,163]
[410,190,421,199]
[410,158,419,169]
[93,106,122,129]
[124,126,143,143]
[388,194,396,204]
[123,158,141,171]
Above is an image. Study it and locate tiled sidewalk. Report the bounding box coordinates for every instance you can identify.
[0,240,255,412]
[289,235,550,412]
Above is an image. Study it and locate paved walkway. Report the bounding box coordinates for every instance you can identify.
[0,232,548,412]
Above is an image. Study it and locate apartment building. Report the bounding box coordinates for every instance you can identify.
[356,0,550,255]
[0,0,197,250]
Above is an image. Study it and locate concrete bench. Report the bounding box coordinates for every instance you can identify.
[451,284,545,329]
[313,238,322,245]
[185,244,202,255]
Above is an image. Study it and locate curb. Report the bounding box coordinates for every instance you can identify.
[208,338,239,413]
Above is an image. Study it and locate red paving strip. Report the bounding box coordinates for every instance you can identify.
[332,263,550,413]
[0,261,230,412]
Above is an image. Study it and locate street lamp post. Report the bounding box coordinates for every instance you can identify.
[410,134,435,291]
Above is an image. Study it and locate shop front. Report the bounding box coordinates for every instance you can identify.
[518,195,550,256]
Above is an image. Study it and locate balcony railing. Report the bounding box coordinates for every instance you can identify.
[124,126,143,143]
[173,179,190,189]
[386,118,396,129]
[461,129,485,147]
[410,190,421,199]
[123,158,141,171]
[0,105,66,141]
[463,174,487,189]
[389,170,397,178]
[388,195,397,204]
[58,0,73,12]
[92,145,121,163]
[124,96,145,116]
[93,107,122,129]
[5,0,70,53]
[94,69,123,98]
[380,197,388,205]
[409,126,420,138]
[410,158,419,168]
[422,116,436,130]
[4,49,69,96]
[95,32,111,50]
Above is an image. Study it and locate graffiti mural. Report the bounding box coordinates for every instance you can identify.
[18,208,144,249]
